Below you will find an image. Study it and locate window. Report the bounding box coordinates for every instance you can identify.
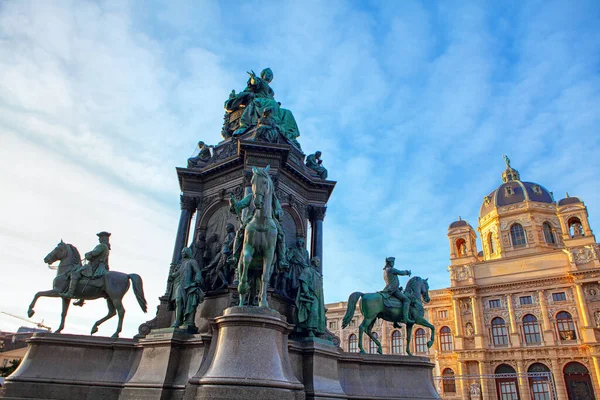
[348,334,358,352]
[489,299,501,309]
[543,222,556,244]
[505,186,515,196]
[391,330,403,354]
[568,217,584,237]
[440,326,453,352]
[488,232,496,254]
[495,364,519,400]
[492,317,509,346]
[456,238,467,256]
[519,296,533,305]
[415,328,427,353]
[552,292,566,302]
[329,320,337,330]
[438,310,448,319]
[523,314,541,344]
[532,185,542,195]
[556,311,577,341]
[510,223,527,247]
[442,368,456,393]
[528,363,552,400]
[369,332,378,354]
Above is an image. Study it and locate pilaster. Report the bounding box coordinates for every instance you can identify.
[538,289,556,345]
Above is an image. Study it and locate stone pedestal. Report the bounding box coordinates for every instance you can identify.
[185,306,304,400]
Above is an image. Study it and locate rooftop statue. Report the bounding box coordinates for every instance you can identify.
[187,141,213,168]
[342,257,434,355]
[306,151,328,180]
[27,236,148,338]
[223,68,301,148]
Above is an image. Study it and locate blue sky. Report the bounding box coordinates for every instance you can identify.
[1,0,599,337]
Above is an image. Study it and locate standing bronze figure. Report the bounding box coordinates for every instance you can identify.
[169,247,204,330]
[27,239,147,338]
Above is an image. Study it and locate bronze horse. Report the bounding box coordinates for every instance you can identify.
[27,240,147,338]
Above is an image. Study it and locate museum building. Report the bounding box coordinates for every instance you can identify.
[326,160,600,399]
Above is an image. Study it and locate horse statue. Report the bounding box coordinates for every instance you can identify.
[342,276,434,355]
[233,165,279,307]
[27,240,148,338]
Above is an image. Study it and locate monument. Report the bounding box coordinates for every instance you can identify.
[1,67,439,400]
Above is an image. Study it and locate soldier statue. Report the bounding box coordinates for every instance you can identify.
[228,192,288,270]
[63,231,111,305]
[381,257,413,325]
[169,247,204,331]
[287,236,310,298]
[305,151,328,180]
[295,256,326,337]
[204,223,236,290]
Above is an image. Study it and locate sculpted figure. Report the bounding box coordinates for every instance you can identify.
[459,242,467,256]
[287,236,310,298]
[170,247,204,329]
[203,233,220,267]
[469,382,481,396]
[224,68,300,147]
[63,231,111,302]
[381,257,413,324]
[295,257,326,337]
[466,322,475,336]
[204,223,236,290]
[254,107,279,143]
[187,141,213,168]
[306,151,328,179]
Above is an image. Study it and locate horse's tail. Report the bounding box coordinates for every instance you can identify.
[342,292,363,328]
[128,274,148,313]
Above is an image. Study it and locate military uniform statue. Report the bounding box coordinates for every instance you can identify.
[169,247,204,331]
[204,223,236,290]
[229,192,288,270]
[295,257,326,337]
[305,151,328,179]
[381,257,413,324]
[287,236,310,298]
[63,231,111,300]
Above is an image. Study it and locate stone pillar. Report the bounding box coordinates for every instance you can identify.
[470,296,485,348]
[538,290,556,345]
[171,195,197,265]
[309,205,326,274]
[574,283,596,342]
[478,362,490,400]
[452,298,464,350]
[457,361,468,399]
[516,360,531,400]
[550,358,567,400]
[506,294,520,346]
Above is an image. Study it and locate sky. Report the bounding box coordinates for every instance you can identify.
[1,0,599,338]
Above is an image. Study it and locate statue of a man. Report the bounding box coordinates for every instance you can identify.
[63,231,111,300]
[187,141,213,168]
[171,247,204,330]
[305,151,328,179]
[229,192,289,270]
[295,257,326,337]
[287,236,310,298]
[254,107,279,143]
[381,257,413,324]
[204,223,236,290]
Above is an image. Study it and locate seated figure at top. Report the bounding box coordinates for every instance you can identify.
[224,68,301,149]
[305,151,328,180]
[187,141,213,168]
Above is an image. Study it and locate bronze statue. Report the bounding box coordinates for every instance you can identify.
[254,107,280,143]
[381,257,413,324]
[229,165,286,307]
[187,141,213,168]
[295,256,326,337]
[305,151,328,179]
[64,231,111,301]
[342,268,434,355]
[169,247,204,330]
[203,223,236,290]
[28,240,147,338]
[287,236,310,298]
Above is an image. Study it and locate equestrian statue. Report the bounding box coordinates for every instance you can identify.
[27,233,147,338]
[342,257,434,355]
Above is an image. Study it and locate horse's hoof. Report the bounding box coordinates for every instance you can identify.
[427,341,434,348]
[111,333,119,339]
[27,309,35,318]
[91,326,98,335]
[359,350,366,354]
[259,301,269,308]
[53,329,62,334]
[377,349,383,355]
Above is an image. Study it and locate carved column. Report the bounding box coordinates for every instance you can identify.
[550,359,567,400]
[452,298,464,350]
[478,362,490,400]
[574,282,595,342]
[171,195,197,265]
[516,360,531,399]
[309,205,326,274]
[537,289,556,346]
[471,295,484,348]
[457,361,468,399]
[506,294,520,346]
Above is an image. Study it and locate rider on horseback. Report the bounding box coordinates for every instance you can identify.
[381,257,413,325]
[63,231,111,303]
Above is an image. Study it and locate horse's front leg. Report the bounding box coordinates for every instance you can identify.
[238,244,254,306]
[405,323,414,356]
[54,297,71,333]
[358,320,367,354]
[416,316,436,348]
[259,248,275,308]
[28,289,61,318]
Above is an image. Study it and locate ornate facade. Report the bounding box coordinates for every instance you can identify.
[327,160,600,399]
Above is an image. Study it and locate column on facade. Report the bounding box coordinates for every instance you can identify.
[478,361,490,400]
[574,283,595,343]
[516,360,531,399]
[457,361,468,399]
[506,294,520,347]
[591,356,600,399]
[537,289,555,345]
[171,194,197,266]
[309,205,326,274]
[550,358,568,400]
[452,298,464,350]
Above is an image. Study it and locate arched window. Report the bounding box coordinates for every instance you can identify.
[523,314,541,344]
[528,363,552,399]
[556,311,577,341]
[391,330,403,354]
[491,317,509,346]
[488,232,496,254]
[415,328,427,353]
[510,223,527,247]
[543,222,556,244]
[440,326,453,352]
[442,368,456,393]
[348,334,358,353]
[564,362,594,400]
[369,332,378,354]
[568,217,584,237]
[495,364,519,399]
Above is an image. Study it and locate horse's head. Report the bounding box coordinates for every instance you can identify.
[406,276,431,304]
[44,240,68,265]
[251,165,273,210]
[421,277,430,303]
